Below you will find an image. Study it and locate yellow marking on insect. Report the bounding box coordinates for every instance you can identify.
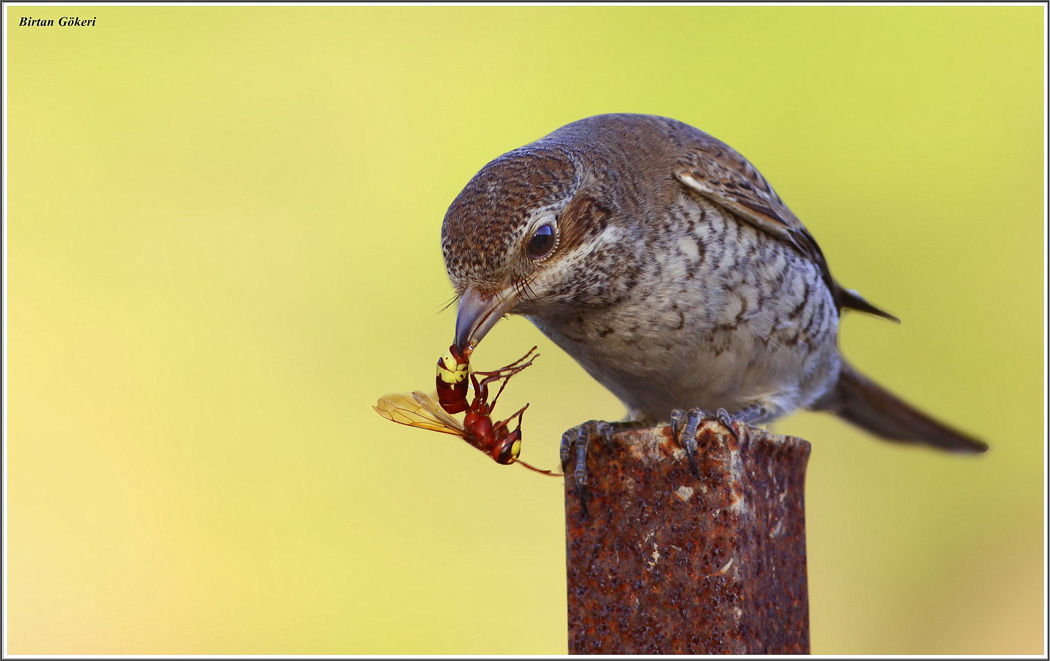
[510,439,521,459]
[437,349,469,384]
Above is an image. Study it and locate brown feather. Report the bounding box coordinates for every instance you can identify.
[817,362,987,453]
[672,132,896,322]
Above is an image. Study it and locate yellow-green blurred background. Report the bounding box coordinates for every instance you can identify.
[6,5,1045,655]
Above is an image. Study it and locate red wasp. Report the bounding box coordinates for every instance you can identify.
[435,343,471,414]
[374,347,560,476]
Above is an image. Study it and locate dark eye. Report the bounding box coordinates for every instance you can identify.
[526,223,556,259]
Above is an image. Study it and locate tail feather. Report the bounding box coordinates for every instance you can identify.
[819,361,988,453]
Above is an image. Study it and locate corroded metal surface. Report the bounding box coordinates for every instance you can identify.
[565,422,811,654]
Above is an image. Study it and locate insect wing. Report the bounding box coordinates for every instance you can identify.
[374,391,465,436]
[410,391,466,430]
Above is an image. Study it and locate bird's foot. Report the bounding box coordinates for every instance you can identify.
[560,419,645,517]
[670,405,769,476]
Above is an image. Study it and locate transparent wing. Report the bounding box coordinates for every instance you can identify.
[373,391,465,435]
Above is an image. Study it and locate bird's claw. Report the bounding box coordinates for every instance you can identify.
[670,407,744,476]
[713,407,741,441]
[560,420,615,518]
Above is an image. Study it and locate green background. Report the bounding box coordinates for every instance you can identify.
[6,5,1044,655]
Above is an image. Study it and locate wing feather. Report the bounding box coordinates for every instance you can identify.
[673,137,897,322]
[673,139,830,274]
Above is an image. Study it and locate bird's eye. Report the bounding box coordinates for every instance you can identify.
[526,223,557,259]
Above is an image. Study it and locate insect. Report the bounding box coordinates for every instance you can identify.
[374,347,561,476]
[436,344,470,414]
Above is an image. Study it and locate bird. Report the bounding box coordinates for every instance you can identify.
[439,113,987,490]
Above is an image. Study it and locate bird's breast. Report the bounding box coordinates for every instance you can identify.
[525,198,840,422]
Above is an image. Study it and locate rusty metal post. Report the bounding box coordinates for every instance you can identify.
[565,422,811,654]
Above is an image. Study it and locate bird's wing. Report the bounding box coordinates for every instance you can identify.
[672,137,832,278]
[374,391,465,435]
[673,137,899,323]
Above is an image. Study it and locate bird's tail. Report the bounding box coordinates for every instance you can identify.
[815,361,988,453]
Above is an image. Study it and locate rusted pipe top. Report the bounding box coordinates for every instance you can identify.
[565,422,811,655]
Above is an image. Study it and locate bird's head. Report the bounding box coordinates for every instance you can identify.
[441,142,628,355]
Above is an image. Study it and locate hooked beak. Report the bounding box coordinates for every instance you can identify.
[454,285,518,355]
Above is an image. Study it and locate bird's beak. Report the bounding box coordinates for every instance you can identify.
[454,285,518,356]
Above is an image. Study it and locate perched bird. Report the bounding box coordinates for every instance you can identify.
[440,114,986,485]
